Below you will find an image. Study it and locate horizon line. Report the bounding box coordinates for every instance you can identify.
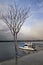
[0,40,43,42]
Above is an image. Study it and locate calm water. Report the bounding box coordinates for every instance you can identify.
[0,42,25,62]
[0,42,43,62]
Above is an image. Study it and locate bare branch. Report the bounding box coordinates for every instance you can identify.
[16,7,30,33]
[0,3,30,35]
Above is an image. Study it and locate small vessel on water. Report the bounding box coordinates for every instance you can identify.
[19,42,34,51]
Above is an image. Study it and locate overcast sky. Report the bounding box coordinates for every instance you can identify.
[0,0,43,40]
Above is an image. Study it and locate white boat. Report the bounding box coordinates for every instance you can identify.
[19,42,34,51]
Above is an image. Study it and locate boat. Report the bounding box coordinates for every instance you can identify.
[19,42,34,51]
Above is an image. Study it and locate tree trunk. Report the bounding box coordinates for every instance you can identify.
[14,33,18,65]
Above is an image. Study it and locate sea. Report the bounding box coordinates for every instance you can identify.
[0,42,43,62]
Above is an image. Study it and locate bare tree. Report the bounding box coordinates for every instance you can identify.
[0,2,30,65]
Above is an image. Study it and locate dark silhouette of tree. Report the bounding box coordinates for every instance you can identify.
[0,2,30,65]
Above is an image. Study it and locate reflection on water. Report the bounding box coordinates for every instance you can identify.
[0,42,43,62]
[0,42,25,62]
[0,42,15,61]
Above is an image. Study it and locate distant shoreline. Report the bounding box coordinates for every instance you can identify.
[0,40,43,42]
